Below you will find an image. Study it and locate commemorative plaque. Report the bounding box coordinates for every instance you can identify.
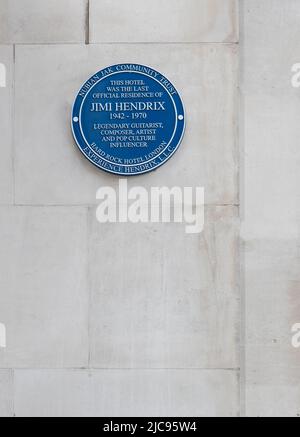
[71,64,185,175]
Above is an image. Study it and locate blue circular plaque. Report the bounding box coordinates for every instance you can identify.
[71,64,185,175]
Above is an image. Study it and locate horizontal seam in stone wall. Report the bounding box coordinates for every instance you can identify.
[8,204,240,207]
[8,41,239,46]
[1,367,241,371]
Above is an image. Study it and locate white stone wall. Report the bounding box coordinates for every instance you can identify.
[0,0,239,417]
[0,0,298,418]
[241,0,300,417]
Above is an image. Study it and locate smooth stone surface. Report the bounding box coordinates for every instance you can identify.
[246,240,300,346]
[90,0,238,43]
[242,94,300,242]
[14,44,238,206]
[89,206,239,369]
[0,206,89,368]
[0,0,87,43]
[241,0,300,96]
[0,370,13,417]
[0,46,13,205]
[245,239,300,417]
[246,364,300,417]
[241,0,300,416]
[241,0,300,241]
[14,369,239,417]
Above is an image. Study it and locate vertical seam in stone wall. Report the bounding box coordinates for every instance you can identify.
[11,368,15,417]
[87,206,92,368]
[85,0,90,45]
[238,0,246,418]
[234,15,241,416]
[236,27,244,418]
[12,44,16,205]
